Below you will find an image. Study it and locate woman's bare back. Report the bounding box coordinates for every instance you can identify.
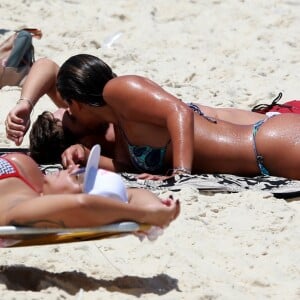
[192,115,260,175]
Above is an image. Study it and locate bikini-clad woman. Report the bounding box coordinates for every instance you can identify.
[6,55,300,180]
[0,152,179,228]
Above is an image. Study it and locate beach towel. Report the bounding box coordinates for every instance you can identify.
[121,173,300,200]
[252,92,300,114]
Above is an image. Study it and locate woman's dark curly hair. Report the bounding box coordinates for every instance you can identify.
[29,111,77,164]
[56,54,117,107]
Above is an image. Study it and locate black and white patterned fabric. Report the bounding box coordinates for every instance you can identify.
[121,172,300,200]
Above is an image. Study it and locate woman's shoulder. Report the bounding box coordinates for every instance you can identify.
[107,75,146,85]
[3,153,38,169]
[104,75,158,95]
[103,75,148,97]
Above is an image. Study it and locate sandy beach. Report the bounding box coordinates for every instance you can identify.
[0,0,300,299]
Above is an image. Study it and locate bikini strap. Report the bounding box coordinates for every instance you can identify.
[188,103,217,123]
[251,92,285,113]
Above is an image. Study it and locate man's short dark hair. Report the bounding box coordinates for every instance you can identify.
[29,111,77,164]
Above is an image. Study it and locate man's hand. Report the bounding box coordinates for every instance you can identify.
[61,144,88,168]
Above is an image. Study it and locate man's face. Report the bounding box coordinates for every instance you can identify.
[51,108,85,138]
[53,108,106,139]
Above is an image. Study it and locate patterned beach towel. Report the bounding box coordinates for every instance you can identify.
[121,172,300,200]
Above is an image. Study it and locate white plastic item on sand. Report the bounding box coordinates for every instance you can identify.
[135,226,164,241]
[102,31,123,48]
[146,226,164,241]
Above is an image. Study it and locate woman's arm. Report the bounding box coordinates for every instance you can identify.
[104,75,194,174]
[3,191,179,228]
[5,58,65,145]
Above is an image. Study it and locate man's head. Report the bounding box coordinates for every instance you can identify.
[29,109,113,165]
[29,110,77,164]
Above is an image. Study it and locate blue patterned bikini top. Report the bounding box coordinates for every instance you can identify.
[119,126,170,173]
[119,102,214,173]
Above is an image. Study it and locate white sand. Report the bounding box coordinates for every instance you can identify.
[0,1,300,299]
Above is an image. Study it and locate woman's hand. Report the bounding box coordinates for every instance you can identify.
[136,173,174,181]
[137,167,192,181]
[128,189,180,228]
[5,100,32,145]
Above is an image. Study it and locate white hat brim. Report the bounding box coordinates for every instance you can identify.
[83,144,101,193]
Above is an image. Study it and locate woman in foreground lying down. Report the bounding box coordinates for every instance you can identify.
[0,149,179,229]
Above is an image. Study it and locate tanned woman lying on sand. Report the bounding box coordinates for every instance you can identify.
[6,55,300,180]
[5,57,268,166]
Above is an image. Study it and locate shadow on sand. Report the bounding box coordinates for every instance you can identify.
[0,264,180,296]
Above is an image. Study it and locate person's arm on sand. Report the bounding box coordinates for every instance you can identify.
[104,75,194,177]
[5,58,65,145]
[2,189,179,229]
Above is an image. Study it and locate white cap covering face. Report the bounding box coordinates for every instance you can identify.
[83,145,128,202]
